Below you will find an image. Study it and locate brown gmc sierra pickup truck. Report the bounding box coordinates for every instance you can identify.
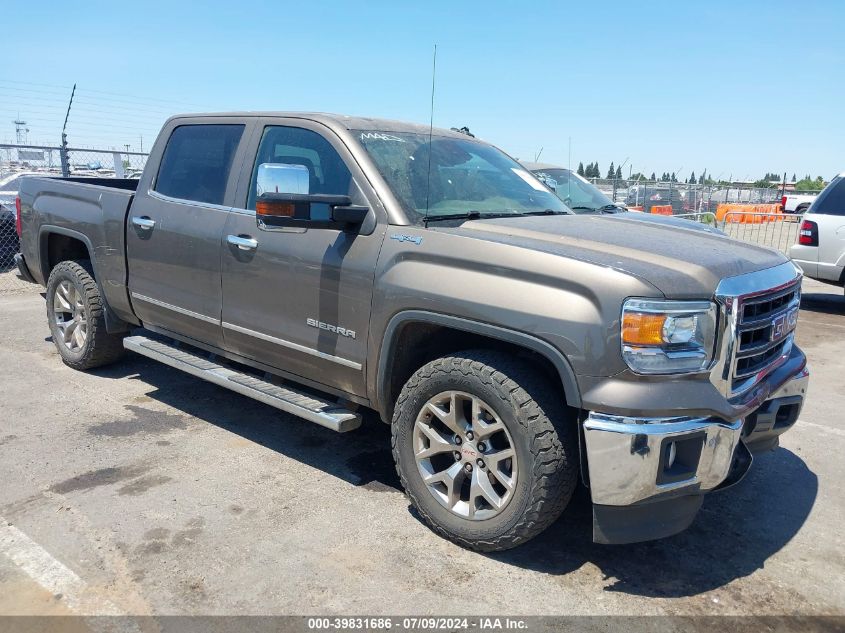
[15,112,809,550]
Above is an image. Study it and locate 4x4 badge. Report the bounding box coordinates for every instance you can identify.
[390,234,422,245]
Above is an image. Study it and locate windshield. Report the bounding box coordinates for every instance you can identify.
[532,169,615,212]
[355,131,569,224]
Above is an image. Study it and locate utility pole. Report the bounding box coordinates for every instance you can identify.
[60,84,76,177]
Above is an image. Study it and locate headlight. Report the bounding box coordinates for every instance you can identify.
[621,299,717,374]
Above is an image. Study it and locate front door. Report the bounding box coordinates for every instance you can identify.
[220,121,385,398]
[127,121,247,347]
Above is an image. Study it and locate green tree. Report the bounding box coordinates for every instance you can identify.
[650,172,656,181]
[689,171,696,184]
[791,173,796,182]
[577,162,585,176]
[606,162,615,179]
[616,165,623,179]
[794,176,826,192]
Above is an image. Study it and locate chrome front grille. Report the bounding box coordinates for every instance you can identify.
[730,281,801,394]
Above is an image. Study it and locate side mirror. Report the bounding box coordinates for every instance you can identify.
[254,162,367,230]
[257,192,368,230]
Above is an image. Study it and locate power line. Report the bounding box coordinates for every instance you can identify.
[0,78,206,109]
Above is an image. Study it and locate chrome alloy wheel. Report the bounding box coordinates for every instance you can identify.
[53,280,88,352]
[413,390,517,520]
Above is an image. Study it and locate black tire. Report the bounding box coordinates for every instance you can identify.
[391,350,578,552]
[46,260,125,370]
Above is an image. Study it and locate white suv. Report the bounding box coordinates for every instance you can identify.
[790,173,845,289]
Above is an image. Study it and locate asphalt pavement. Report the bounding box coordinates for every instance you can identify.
[0,278,843,618]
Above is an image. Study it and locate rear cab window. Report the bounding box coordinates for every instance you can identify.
[154,124,245,205]
[809,176,845,216]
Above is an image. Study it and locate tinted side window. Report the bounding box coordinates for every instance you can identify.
[247,126,352,214]
[810,176,845,216]
[154,124,244,205]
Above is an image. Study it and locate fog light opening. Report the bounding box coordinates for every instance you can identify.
[656,433,705,485]
[665,441,677,469]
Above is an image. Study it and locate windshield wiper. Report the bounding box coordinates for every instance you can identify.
[568,205,598,212]
[514,209,569,216]
[424,211,486,224]
[424,208,569,226]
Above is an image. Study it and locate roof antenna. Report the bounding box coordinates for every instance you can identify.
[424,44,437,227]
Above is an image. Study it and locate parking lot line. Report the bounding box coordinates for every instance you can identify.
[0,520,124,617]
[799,421,845,439]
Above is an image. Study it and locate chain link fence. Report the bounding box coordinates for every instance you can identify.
[0,144,148,293]
[584,177,811,214]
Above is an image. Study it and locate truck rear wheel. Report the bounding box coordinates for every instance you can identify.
[46,260,125,370]
[391,350,577,551]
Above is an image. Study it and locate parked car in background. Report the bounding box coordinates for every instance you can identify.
[0,172,37,268]
[625,182,682,213]
[790,173,845,288]
[521,162,626,213]
[0,200,18,269]
[782,191,819,214]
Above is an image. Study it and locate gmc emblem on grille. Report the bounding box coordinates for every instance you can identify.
[771,307,799,342]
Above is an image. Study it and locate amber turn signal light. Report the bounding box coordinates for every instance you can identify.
[256,200,295,217]
[622,312,667,346]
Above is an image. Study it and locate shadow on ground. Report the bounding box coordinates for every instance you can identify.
[91,351,818,599]
[488,447,817,597]
[801,289,845,315]
[88,353,402,492]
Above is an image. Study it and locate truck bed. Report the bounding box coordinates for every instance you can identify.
[60,176,140,191]
[17,175,140,324]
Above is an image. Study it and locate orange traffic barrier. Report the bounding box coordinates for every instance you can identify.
[628,206,644,212]
[650,205,673,216]
[716,203,784,223]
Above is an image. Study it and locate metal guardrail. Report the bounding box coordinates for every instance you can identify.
[719,212,802,256]
[638,209,800,256]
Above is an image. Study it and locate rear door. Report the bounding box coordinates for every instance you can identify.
[127,119,251,346]
[220,119,386,398]
[809,176,845,282]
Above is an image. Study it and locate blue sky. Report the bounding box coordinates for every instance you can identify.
[3,0,843,180]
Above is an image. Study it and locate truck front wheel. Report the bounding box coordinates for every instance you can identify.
[46,260,125,370]
[391,350,578,551]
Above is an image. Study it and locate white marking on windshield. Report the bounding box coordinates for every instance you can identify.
[511,168,548,192]
[360,132,406,142]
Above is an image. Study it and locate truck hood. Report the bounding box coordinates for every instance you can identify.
[449,213,787,298]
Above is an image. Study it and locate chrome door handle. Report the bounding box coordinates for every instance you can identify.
[131,216,156,230]
[227,234,258,251]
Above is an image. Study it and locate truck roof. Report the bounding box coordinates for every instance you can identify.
[167,111,471,139]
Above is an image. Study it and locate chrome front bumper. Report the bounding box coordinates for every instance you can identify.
[583,365,810,508]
